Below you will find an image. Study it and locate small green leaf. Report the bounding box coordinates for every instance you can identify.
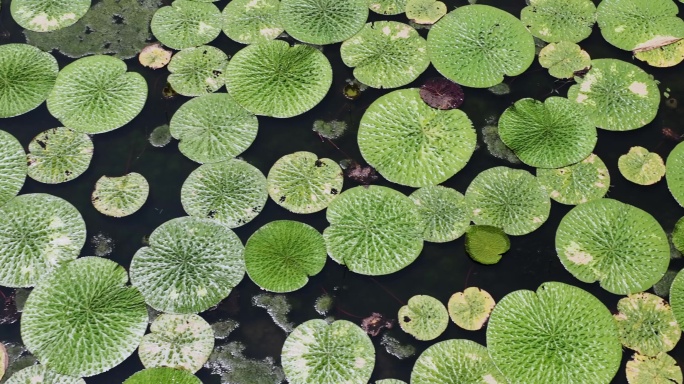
[447,287,495,331]
[409,186,471,243]
[123,367,201,384]
[27,128,93,184]
[538,42,591,79]
[279,0,368,45]
[91,173,149,217]
[626,352,683,384]
[221,0,283,44]
[398,295,448,341]
[11,0,90,32]
[614,292,681,356]
[465,225,510,265]
[406,0,446,24]
[167,46,228,97]
[619,146,666,185]
[150,0,222,50]
[369,0,406,15]
[521,0,596,43]
[536,153,610,205]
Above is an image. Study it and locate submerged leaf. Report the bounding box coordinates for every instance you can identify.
[419,77,464,110]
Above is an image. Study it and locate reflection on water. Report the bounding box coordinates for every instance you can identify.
[0,0,684,382]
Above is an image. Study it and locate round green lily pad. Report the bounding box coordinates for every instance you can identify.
[375,380,406,384]
[498,97,597,168]
[614,292,681,356]
[323,185,424,276]
[398,295,448,341]
[27,128,93,184]
[369,0,406,15]
[597,0,684,51]
[279,0,368,45]
[465,225,510,265]
[167,46,229,97]
[411,339,505,384]
[409,186,471,243]
[225,40,332,118]
[47,55,147,134]
[427,5,535,88]
[619,146,666,185]
[138,43,171,70]
[567,58,660,131]
[0,193,86,288]
[0,44,58,118]
[447,287,495,331]
[358,88,476,187]
[556,198,670,295]
[222,0,284,45]
[521,0,597,43]
[22,257,148,377]
[10,0,90,32]
[538,42,591,79]
[123,367,201,384]
[465,167,550,236]
[139,313,214,372]
[170,93,258,164]
[406,0,446,24]
[670,269,684,326]
[635,39,684,67]
[340,21,429,89]
[181,159,267,228]
[666,141,684,207]
[536,153,610,205]
[487,282,622,384]
[267,151,343,214]
[281,319,374,384]
[5,365,85,384]
[0,130,27,207]
[130,216,245,314]
[626,353,683,384]
[150,0,222,50]
[91,173,149,217]
[245,221,326,293]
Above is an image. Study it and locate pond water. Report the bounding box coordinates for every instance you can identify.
[1,0,684,383]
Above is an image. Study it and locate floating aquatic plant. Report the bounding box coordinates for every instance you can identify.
[481,125,520,163]
[167,46,229,97]
[538,42,591,79]
[369,0,407,15]
[398,295,448,341]
[5,364,85,384]
[614,292,681,356]
[11,0,90,32]
[465,225,510,265]
[447,287,495,331]
[411,339,505,384]
[618,146,666,185]
[669,269,684,326]
[150,0,222,50]
[626,352,683,384]
[0,131,27,207]
[281,319,374,384]
[27,128,94,184]
[222,0,283,45]
[409,186,471,243]
[91,173,149,217]
[138,43,171,70]
[21,257,148,377]
[521,0,596,43]
[279,0,369,45]
[406,0,447,25]
[123,367,201,384]
[536,153,610,205]
[419,77,464,110]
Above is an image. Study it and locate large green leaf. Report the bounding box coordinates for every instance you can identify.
[167,46,228,97]
[597,0,684,51]
[222,0,283,44]
[614,292,681,356]
[323,185,424,275]
[555,198,670,294]
[138,313,214,372]
[130,216,245,313]
[180,159,267,228]
[279,0,368,45]
[358,88,476,187]
[150,0,222,50]
[398,295,448,341]
[5,365,84,384]
[0,193,86,288]
[340,21,429,89]
[0,130,27,207]
[427,5,535,88]
[667,141,684,207]
[21,257,148,377]
[487,282,622,384]
[170,93,258,164]
[465,167,550,236]
[91,173,149,217]
[669,269,684,328]
[27,128,93,184]
[267,151,343,214]
[521,0,596,43]
[281,319,374,384]
[409,186,471,243]
[369,0,406,15]
[567,58,660,131]
[245,220,326,293]
[0,44,58,118]
[225,40,332,118]
[411,339,505,384]
[498,97,597,168]
[11,0,90,32]
[536,153,610,205]
[47,55,147,134]
[123,367,201,384]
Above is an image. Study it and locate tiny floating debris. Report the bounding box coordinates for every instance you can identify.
[204,341,285,383]
[361,312,393,337]
[380,333,416,359]
[90,232,114,257]
[343,78,368,100]
[313,119,347,140]
[212,319,239,340]
[252,293,294,333]
[340,159,379,185]
[314,293,334,316]
[482,125,521,164]
[488,82,511,96]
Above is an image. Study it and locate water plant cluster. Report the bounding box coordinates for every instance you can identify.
[0,0,684,383]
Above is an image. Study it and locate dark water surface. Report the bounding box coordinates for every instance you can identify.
[1,0,684,382]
